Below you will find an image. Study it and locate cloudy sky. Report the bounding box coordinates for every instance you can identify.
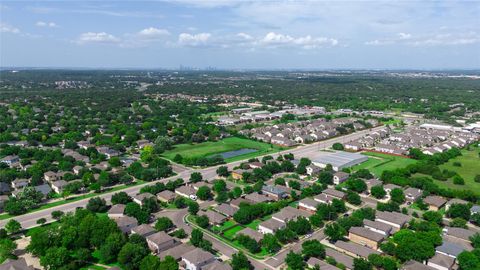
[1,0,479,69]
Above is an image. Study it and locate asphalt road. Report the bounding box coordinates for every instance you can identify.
[0,126,384,234]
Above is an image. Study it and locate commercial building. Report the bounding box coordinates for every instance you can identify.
[312,152,368,171]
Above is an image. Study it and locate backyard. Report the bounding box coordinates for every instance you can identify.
[351,151,417,177]
[162,137,287,163]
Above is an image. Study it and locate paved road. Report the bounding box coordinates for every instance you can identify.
[0,126,383,234]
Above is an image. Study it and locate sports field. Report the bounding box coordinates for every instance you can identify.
[162,137,287,163]
[351,152,417,176]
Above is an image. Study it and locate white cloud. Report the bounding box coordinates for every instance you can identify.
[36,21,58,28]
[259,32,338,49]
[76,32,120,44]
[137,27,170,39]
[178,32,211,47]
[237,32,253,40]
[0,23,20,34]
[366,31,480,46]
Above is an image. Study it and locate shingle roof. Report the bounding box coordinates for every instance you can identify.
[436,241,466,257]
[108,204,125,215]
[236,227,264,242]
[335,240,380,258]
[201,260,232,270]
[428,253,455,268]
[307,258,340,270]
[363,219,393,234]
[214,203,237,217]
[182,248,215,265]
[147,231,174,245]
[157,243,195,260]
[131,224,155,237]
[375,211,411,226]
[443,226,475,241]
[323,188,345,199]
[325,248,354,269]
[424,195,447,208]
[349,227,385,242]
[259,218,285,231]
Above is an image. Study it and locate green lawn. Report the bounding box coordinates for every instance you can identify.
[162,137,287,163]
[212,220,237,233]
[351,152,417,177]
[431,148,480,194]
[223,225,244,240]
[245,219,261,230]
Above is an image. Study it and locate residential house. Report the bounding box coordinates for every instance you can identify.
[333,172,349,185]
[323,188,346,200]
[442,226,475,243]
[404,187,423,203]
[424,196,447,211]
[0,258,35,270]
[436,240,470,258]
[214,203,238,217]
[182,248,216,270]
[314,193,335,205]
[0,155,19,166]
[156,190,176,203]
[43,171,58,182]
[306,165,322,176]
[258,218,286,234]
[307,257,341,270]
[157,243,195,261]
[334,240,380,259]
[51,180,69,194]
[326,248,354,270]
[298,198,320,213]
[244,193,271,203]
[445,198,469,211]
[115,216,138,234]
[261,185,289,200]
[201,210,227,225]
[175,185,196,198]
[427,253,455,270]
[131,224,156,238]
[348,227,385,250]
[401,261,437,270]
[133,192,156,205]
[108,204,125,219]
[11,179,29,190]
[146,231,177,253]
[230,198,250,209]
[272,206,311,223]
[363,219,393,236]
[236,227,264,242]
[375,211,411,231]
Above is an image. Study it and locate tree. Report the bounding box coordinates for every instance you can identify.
[390,188,405,204]
[117,243,148,270]
[196,215,210,228]
[99,233,126,263]
[190,172,203,183]
[371,185,386,199]
[471,213,480,226]
[40,246,71,270]
[196,186,213,201]
[213,179,227,193]
[324,223,346,242]
[37,218,47,225]
[423,211,443,225]
[140,254,161,270]
[125,202,150,224]
[5,219,21,235]
[457,251,480,270]
[345,179,367,193]
[0,238,17,263]
[155,217,174,232]
[318,172,333,185]
[160,256,179,270]
[332,143,344,150]
[111,192,132,205]
[236,234,260,253]
[174,197,187,208]
[347,191,362,205]
[191,229,204,247]
[285,251,305,270]
[446,203,471,220]
[51,210,64,220]
[87,197,108,213]
[188,201,200,215]
[262,233,281,253]
[216,166,229,177]
[450,218,468,228]
[353,258,373,270]
[231,252,253,270]
[302,240,325,259]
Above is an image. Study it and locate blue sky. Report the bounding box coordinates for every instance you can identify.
[1,0,479,69]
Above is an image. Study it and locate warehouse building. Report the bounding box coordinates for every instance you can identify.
[311,151,368,171]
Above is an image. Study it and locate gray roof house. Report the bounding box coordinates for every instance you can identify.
[146,231,177,253]
[131,224,156,237]
[114,216,138,234]
[182,248,216,270]
[436,240,470,258]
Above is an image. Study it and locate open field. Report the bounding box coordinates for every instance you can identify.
[162,137,287,163]
[351,152,416,176]
[431,147,480,194]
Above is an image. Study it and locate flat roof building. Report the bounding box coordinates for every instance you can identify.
[312,152,368,171]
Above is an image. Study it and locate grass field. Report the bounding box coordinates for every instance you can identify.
[223,225,244,240]
[351,152,417,177]
[430,148,480,194]
[162,137,287,163]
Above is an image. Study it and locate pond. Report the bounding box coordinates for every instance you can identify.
[210,148,258,159]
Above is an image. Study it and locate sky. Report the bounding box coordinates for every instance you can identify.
[1,0,479,69]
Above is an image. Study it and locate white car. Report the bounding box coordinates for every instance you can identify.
[189,195,197,201]
[305,234,312,238]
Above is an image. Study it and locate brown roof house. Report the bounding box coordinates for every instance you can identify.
[334,240,380,259]
[404,187,423,203]
[236,227,264,242]
[298,198,321,213]
[375,211,411,232]
[133,192,156,205]
[271,206,311,223]
[0,258,35,270]
[307,258,341,270]
[201,210,227,225]
[115,216,138,234]
[258,218,286,235]
[333,172,350,185]
[182,248,216,270]
[157,190,176,203]
[175,185,196,198]
[363,219,393,236]
[108,204,125,219]
[424,195,447,211]
[157,243,195,261]
[214,203,238,217]
[131,224,156,238]
[427,253,455,270]
[146,231,178,253]
[348,227,385,250]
